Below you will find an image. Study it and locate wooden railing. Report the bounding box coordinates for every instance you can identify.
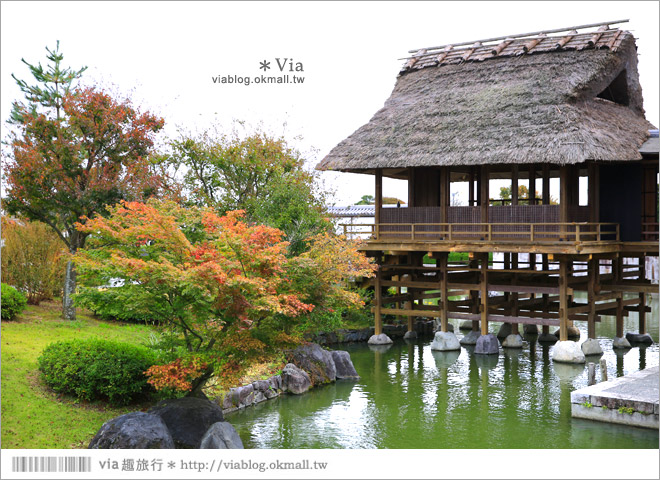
[340,222,620,243]
[642,222,659,241]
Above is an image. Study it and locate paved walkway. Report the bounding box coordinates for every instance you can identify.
[571,366,659,429]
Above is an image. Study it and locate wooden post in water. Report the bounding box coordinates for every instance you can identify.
[470,257,480,332]
[639,292,647,335]
[439,252,449,332]
[614,255,624,339]
[587,258,597,339]
[480,252,489,336]
[374,261,383,336]
[375,168,382,239]
[542,252,550,337]
[600,357,608,382]
[559,258,569,341]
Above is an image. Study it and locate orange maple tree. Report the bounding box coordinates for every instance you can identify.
[74,200,374,394]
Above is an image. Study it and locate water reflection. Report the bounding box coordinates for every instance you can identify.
[227,302,659,449]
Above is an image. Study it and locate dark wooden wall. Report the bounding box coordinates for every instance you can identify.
[599,163,642,241]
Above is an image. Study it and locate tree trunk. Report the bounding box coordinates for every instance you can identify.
[63,260,77,320]
[187,367,214,399]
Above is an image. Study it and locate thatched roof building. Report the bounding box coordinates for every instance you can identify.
[317,22,656,174]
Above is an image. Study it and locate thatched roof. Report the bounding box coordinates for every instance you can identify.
[317,24,656,173]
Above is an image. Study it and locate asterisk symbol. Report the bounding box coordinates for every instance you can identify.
[167,461,176,469]
[260,60,271,71]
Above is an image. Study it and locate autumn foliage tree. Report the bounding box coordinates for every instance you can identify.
[74,200,374,395]
[161,130,331,255]
[2,44,165,319]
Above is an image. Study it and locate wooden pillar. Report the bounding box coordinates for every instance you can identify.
[512,165,519,206]
[542,165,550,205]
[440,167,449,238]
[529,164,536,205]
[375,169,383,238]
[439,252,449,332]
[615,255,624,338]
[470,258,480,332]
[408,168,415,207]
[480,252,489,336]
[480,166,490,226]
[639,292,647,335]
[559,166,569,239]
[559,258,569,341]
[587,258,597,339]
[469,168,475,206]
[588,163,599,223]
[374,261,382,336]
[511,253,519,335]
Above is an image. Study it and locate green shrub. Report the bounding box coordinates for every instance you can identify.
[1,283,28,320]
[74,286,164,324]
[37,338,157,405]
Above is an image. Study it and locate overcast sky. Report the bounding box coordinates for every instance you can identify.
[2,1,658,206]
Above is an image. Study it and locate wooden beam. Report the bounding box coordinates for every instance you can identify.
[542,165,550,205]
[529,164,537,205]
[588,163,599,223]
[639,292,647,334]
[408,168,415,207]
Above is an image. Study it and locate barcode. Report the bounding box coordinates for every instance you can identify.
[11,456,91,473]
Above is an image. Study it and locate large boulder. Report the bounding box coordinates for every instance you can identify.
[430,331,461,351]
[581,338,603,356]
[199,422,244,449]
[459,320,473,331]
[88,412,174,449]
[625,332,654,345]
[552,341,586,364]
[368,333,393,345]
[475,333,499,355]
[331,350,360,379]
[148,396,225,449]
[281,363,312,394]
[287,343,336,385]
[460,330,481,345]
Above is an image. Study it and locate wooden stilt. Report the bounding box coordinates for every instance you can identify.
[469,258,480,331]
[439,252,449,332]
[559,258,568,341]
[480,252,489,336]
[375,169,382,239]
[614,255,624,338]
[511,252,519,335]
[587,258,597,339]
[639,292,647,335]
[374,262,383,336]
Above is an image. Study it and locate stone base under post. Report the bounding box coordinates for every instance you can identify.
[552,341,586,364]
[403,331,418,340]
[502,334,523,348]
[612,336,632,349]
[475,333,499,355]
[430,331,461,351]
[368,333,393,345]
[460,330,481,345]
[581,338,603,356]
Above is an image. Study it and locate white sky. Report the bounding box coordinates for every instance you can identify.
[1,1,658,206]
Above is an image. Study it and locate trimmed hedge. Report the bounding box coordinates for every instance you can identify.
[38,339,157,405]
[1,283,28,320]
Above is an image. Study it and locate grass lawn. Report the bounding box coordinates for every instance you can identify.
[1,301,157,448]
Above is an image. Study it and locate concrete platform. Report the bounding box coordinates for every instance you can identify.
[571,366,659,430]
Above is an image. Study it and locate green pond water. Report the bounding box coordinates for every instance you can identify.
[227,294,659,449]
